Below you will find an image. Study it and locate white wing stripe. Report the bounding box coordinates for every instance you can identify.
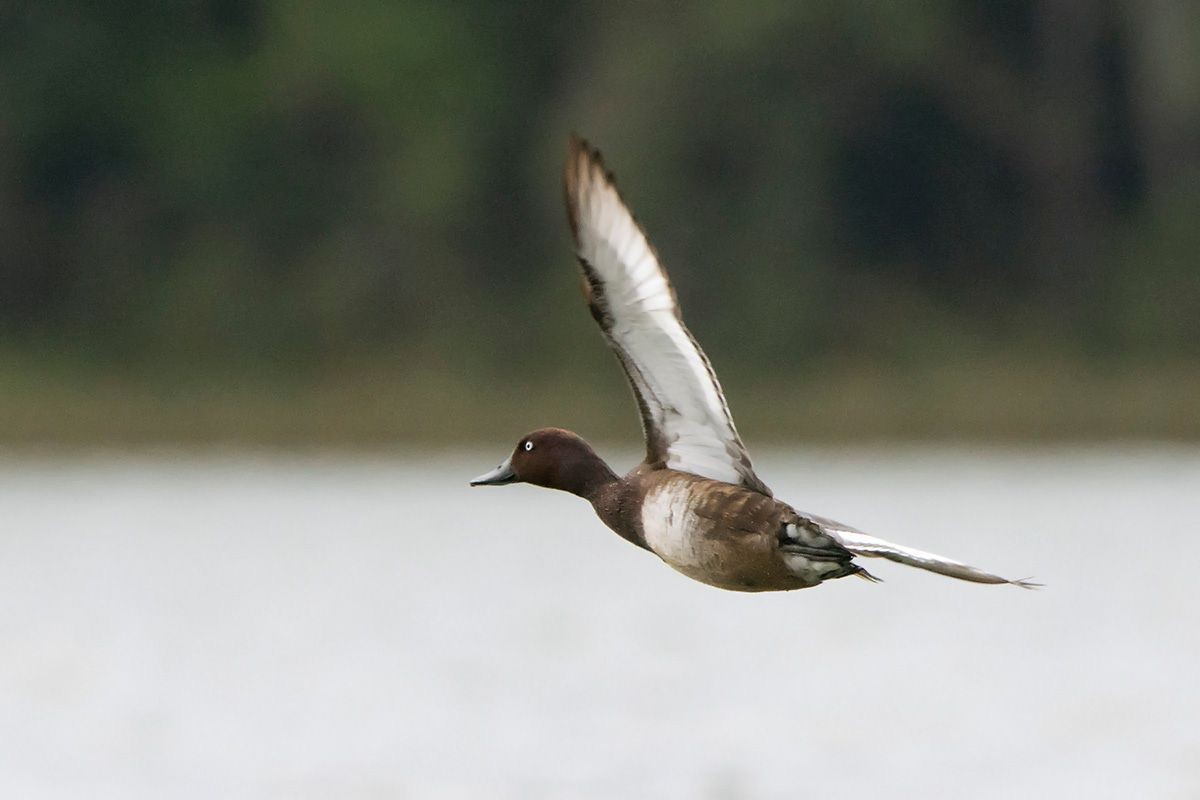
[566,137,770,494]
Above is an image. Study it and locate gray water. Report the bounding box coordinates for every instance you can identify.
[1,447,1197,799]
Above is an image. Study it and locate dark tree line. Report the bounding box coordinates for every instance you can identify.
[2,1,1197,384]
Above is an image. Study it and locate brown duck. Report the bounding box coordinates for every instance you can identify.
[471,136,1036,592]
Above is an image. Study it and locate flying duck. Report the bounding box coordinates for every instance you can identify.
[470,135,1036,592]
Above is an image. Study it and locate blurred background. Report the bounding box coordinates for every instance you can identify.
[2,2,1199,798]
[2,0,1198,444]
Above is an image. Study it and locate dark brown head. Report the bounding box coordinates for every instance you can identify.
[469,428,616,498]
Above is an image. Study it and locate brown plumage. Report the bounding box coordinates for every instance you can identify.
[470,137,1038,593]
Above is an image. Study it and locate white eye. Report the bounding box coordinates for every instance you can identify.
[524,441,534,452]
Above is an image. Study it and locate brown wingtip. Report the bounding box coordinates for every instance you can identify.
[563,134,586,241]
[566,132,587,159]
[566,133,601,169]
[563,134,622,244]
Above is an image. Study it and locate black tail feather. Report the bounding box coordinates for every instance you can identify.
[851,564,882,583]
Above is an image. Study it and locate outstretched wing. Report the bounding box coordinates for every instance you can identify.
[803,512,1040,588]
[563,135,771,496]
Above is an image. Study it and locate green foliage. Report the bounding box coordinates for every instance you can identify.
[1,1,1197,441]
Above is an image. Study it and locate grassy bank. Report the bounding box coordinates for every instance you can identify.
[2,353,1197,448]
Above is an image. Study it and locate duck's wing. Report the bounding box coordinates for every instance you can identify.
[802,512,1040,588]
[563,135,771,496]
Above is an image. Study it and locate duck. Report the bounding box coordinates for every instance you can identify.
[470,135,1036,592]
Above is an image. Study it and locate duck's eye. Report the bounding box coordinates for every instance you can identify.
[524,441,534,452]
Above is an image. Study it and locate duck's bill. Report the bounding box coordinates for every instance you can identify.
[469,458,517,486]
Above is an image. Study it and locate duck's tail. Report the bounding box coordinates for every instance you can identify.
[829,527,1040,589]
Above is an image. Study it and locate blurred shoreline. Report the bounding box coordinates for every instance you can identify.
[3,355,1196,447]
[6,3,1200,455]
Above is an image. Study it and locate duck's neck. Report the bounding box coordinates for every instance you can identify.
[561,456,619,501]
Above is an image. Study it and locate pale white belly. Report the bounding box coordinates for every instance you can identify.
[639,481,708,576]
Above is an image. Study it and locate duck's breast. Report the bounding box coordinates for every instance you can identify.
[639,478,708,573]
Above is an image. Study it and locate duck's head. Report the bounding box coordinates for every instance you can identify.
[469,427,615,496]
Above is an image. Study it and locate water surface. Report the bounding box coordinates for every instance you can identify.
[1,447,1196,798]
